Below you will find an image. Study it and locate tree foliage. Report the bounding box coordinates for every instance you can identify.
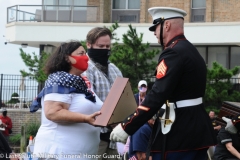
[109,24,160,92]
[7,92,20,104]
[19,48,49,82]
[204,62,240,108]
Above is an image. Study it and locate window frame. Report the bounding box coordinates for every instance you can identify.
[191,0,206,9]
[191,0,206,22]
[112,0,140,10]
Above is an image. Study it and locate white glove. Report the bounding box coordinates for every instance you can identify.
[222,117,238,134]
[110,124,128,143]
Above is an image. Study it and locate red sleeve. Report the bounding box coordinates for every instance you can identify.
[6,117,12,129]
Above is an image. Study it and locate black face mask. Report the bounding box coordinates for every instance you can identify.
[87,48,110,67]
[3,111,7,116]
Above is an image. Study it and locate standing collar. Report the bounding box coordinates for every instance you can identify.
[165,35,186,48]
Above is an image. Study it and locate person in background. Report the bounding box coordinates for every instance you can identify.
[135,80,148,106]
[128,116,156,160]
[83,27,122,160]
[30,41,102,160]
[208,111,221,160]
[0,108,12,143]
[121,80,148,157]
[214,114,240,160]
[0,131,19,160]
[123,81,165,159]
[110,7,216,160]
[209,111,221,136]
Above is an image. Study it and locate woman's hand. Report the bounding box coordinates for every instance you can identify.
[84,111,101,125]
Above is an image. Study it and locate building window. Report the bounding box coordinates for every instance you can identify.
[43,0,57,10]
[208,47,228,69]
[112,0,140,23]
[73,0,87,6]
[42,0,88,22]
[112,0,140,9]
[230,47,240,69]
[43,0,87,9]
[196,46,207,63]
[74,0,87,10]
[191,0,206,22]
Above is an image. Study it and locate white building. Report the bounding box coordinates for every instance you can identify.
[5,0,240,70]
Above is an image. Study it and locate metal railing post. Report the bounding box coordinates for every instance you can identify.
[16,5,18,22]
[7,7,9,23]
[71,5,73,22]
[0,74,3,108]
[42,5,44,22]
[56,5,59,22]
[23,12,25,22]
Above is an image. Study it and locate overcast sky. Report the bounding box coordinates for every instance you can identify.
[0,0,41,75]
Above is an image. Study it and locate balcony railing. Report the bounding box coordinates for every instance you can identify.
[7,5,99,23]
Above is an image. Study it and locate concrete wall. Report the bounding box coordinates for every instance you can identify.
[6,22,240,47]
[6,109,41,135]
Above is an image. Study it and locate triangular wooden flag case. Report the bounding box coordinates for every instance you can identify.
[94,77,137,127]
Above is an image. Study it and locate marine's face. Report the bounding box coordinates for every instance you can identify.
[154,24,161,44]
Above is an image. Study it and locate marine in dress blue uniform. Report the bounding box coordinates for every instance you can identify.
[110,7,217,160]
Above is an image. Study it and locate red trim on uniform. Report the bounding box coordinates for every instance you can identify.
[168,38,186,48]
[138,105,150,111]
[123,106,150,130]
[233,120,240,125]
[156,59,167,79]
[122,109,139,130]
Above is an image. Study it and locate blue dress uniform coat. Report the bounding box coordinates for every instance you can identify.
[121,35,217,152]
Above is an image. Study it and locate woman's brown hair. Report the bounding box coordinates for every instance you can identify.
[44,41,82,75]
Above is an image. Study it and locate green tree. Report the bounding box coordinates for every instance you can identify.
[109,24,160,92]
[204,62,240,109]
[8,92,20,104]
[19,48,49,83]
[107,22,120,41]
[80,40,87,51]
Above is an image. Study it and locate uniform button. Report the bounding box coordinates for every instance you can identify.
[134,113,137,116]
[128,117,130,120]
[238,116,240,119]
[122,123,125,126]
[234,120,236,122]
